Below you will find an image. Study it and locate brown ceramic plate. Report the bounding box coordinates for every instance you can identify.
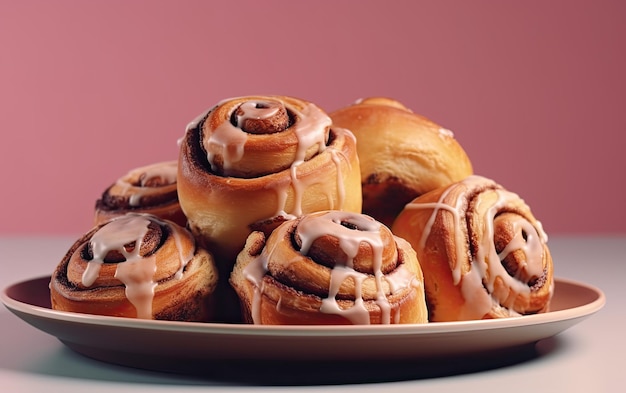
[1,276,604,373]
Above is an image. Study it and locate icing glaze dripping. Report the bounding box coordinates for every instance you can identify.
[243,212,419,324]
[81,214,193,319]
[189,98,351,219]
[114,161,178,207]
[205,100,330,176]
[403,176,549,319]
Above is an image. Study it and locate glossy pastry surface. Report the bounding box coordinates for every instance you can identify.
[231,210,428,325]
[178,95,362,264]
[330,97,473,227]
[50,213,218,321]
[392,175,554,321]
[94,161,186,227]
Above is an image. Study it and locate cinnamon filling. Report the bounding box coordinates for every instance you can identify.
[493,212,545,290]
[98,188,178,210]
[291,213,397,275]
[135,172,174,188]
[82,221,164,263]
[233,100,292,134]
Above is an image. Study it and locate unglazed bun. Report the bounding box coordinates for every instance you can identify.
[178,95,362,265]
[330,97,473,227]
[94,161,186,227]
[230,210,428,325]
[50,213,218,321]
[392,175,554,322]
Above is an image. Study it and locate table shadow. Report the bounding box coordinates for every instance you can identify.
[67,335,566,386]
[0,308,567,386]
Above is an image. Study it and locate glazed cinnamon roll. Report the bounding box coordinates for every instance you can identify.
[392,175,554,322]
[178,95,362,265]
[230,211,428,325]
[330,97,473,227]
[50,213,218,321]
[94,161,186,227]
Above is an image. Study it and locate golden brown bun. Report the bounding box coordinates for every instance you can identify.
[50,213,218,322]
[94,161,187,227]
[392,175,554,322]
[330,97,473,227]
[230,211,428,325]
[178,95,362,266]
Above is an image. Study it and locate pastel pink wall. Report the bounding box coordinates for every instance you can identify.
[1,0,625,235]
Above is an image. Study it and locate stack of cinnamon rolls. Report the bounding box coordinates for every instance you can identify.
[50,95,554,325]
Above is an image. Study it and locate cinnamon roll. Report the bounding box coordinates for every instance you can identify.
[50,213,218,321]
[330,97,473,227]
[178,95,362,265]
[392,175,554,322]
[94,161,186,227]
[230,211,428,325]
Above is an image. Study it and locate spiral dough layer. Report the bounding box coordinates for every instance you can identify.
[230,211,428,325]
[94,161,186,227]
[50,213,218,321]
[177,95,362,265]
[392,175,554,321]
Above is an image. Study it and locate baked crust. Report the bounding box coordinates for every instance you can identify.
[392,175,554,321]
[178,95,362,265]
[50,213,218,321]
[330,97,473,227]
[230,211,429,325]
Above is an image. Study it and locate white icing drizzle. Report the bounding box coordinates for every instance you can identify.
[243,212,419,324]
[438,127,455,138]
[243,232,281,324]
[205,99,330,176]
[80,214,193,319]
[282,102,331,216]
[387,237,423,293]
[189,98,350,219]
[320,265,370,324]
[235,100,281,126]
[115,161,178,207]
[208,121,248,174]
[303,212,395,324]
[271,144,350,218]
[297,212,380,259]
[172,227,195,280]
[496,216,545,282]
[403,176,549,319]
[185,108,212,135]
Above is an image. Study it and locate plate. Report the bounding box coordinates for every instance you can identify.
[1,276,605,378]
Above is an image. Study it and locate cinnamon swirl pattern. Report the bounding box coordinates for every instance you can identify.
[94,161,186,227]
[178,95,362,264]
[230,211,428,325]
[392,176,554,321]
[50,213,218,321]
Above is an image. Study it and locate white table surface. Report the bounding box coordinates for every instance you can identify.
[1,235,624,392]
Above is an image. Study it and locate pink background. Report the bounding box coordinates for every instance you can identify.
[1,0,625,235]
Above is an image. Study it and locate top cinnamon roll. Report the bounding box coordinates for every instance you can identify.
[178,95,362,265]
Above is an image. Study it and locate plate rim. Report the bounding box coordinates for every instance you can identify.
[1,275,606,337]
